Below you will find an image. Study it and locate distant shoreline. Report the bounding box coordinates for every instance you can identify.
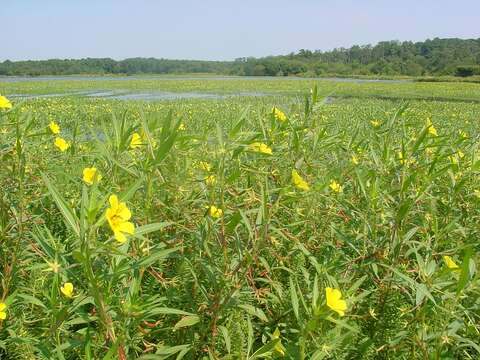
[1,74,480,84]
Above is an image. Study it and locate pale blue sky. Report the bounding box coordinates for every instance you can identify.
[3,0,479,61]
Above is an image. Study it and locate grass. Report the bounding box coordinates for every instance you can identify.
[0,78,479,359]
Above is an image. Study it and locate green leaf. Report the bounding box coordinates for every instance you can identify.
[144,344,191,358]
[173,315,200,331]
[147,307,196,317]
[135,247,178,268]
[411,125,429,155]
[325,316,359,333]
[289,277,299,321]
[41,173,79,236]
[238,304,268,322]
[229,106,250,138]
[101,340,119,360]
[120,177,144,202]
[134,222,172,237]
[218,325,231,353]
[249,339,280,359]
[457,248,473,295]
[18,294,47,309]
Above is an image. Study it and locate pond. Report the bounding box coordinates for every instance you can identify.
[7,89,270,101]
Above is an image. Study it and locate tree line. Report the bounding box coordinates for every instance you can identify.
[1,38,479,77]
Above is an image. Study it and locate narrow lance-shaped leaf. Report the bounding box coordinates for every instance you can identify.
[42,173,80,237]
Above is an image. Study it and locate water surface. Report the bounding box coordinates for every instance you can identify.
[8,89,269,101]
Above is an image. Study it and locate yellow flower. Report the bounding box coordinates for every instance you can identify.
[82,167,102,185]
[205,175,217,186]
[49,121,60,135]
[209,205,223,218]
[443,256,459,270]
[449,155,459,165]
[249,142,272,155]
[449,151,464,165]
[292,169,310,191]
[272,107,287,122]
[329,180,343,193]
[325,287,347,316]
[398,151,415,166]
[60,282,74,298]
[458,130,467,139]
[130,132,143,149]
[0,95,12,109]
[54,137,70,152]
[198,161,212,172]
[105,195,135,243]
[272,328,286,356]
[0,302,7,320]
[351,155,359,165]
[426,118,438,137]
[399,152,407,165]
[178,123,186,131]
[370,120,380,127]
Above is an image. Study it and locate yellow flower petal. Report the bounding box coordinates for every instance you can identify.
[272,327,285,356]
[49,121,61,134]
[82,167,101,185]
[117,203,132,221]
[106,194,134,243]
[130,132,143,149]
[443,255,459,270]
[426,118,438,137]
[351,155,359,165]
[325,287,347,317]
[114,230,127,243]
[292,170,310,191]
[118,221,135,235]
[209,205,223,218]
[249,142,272,155]
[0,95,12,110]
[329,180,343,193]
[205,175,216,185]
[198,161,212,172]
[60,282,74,298]
[109,195,119,209]
[272,107,287,122]
[54,137,70,152]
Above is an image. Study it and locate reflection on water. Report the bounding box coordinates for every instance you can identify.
[103,91,225,100]
[1,75,409,101]
[8,90,269,101]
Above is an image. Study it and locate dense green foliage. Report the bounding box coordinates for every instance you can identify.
[0,78,479,359]
[1,38,479,77]
[237,38,480,77]
[455,65,480,77]
[0,58,231,77]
